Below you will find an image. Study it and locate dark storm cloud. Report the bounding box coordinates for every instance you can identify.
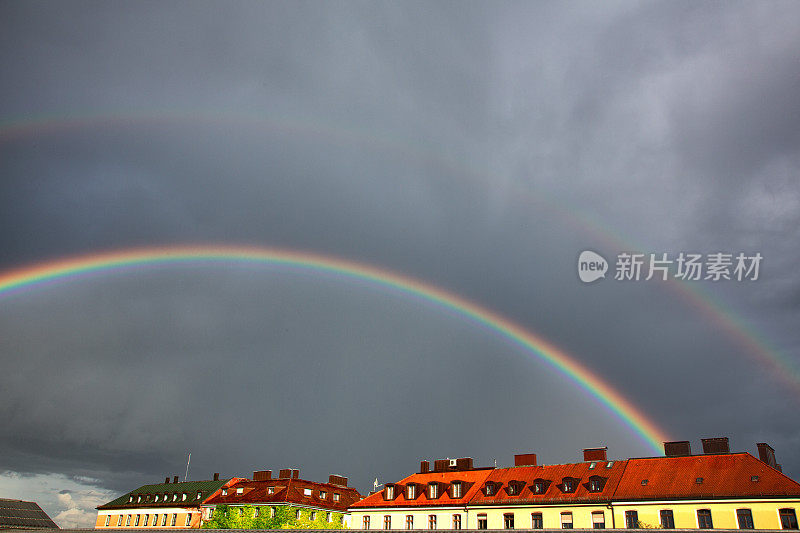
[1,1,800,523]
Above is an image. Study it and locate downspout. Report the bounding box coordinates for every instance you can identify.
[608,502,615,529]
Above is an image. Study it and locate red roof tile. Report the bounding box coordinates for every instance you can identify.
[350,469,494,508]
[614,453,800,501]
[204,478,361,512]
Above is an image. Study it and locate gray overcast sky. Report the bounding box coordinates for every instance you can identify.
[2,1,800,527]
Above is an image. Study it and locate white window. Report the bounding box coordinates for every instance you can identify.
[304,488,312,497]
[170,513,177,526]
[268,487,275,494]
[385,485,395,499]
[451,482,462,498]
[236,487,244,494]
[333,493,340,501]
[383,515,391,529]
[320,491,327,499]
[105,515,110,526]
[185,513,192,526]
[407,485,416,499]
[428,483,438,498]
[154,494,160,502]
[222,489,228,496]
[270,508,276,518]
[196,491,202,499]
[182,493,187,501]
[327,512,332,522]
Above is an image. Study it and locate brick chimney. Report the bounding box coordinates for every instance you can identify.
[173,476,179,483]
[583,447,608,462]
[253,470,272,481]
[291,469,300,479]
[455,458,474,470]
[757,443,778,469]
[278,469,292,478]
[213,473,220,481]
[664,441,692,457]
[514,453,537,467]
[165,477,171,484]
[420,461,430,474]
[328,475,348,487]
[701,437,730,454]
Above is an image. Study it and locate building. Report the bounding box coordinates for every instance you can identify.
[95,474,238,529]
[0,498,59,530]
[201,468,361,528]
[349,438,800,530]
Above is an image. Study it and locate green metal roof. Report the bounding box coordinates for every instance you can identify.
[98,479,230,510]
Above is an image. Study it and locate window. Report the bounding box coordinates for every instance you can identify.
[697,509,713,529]
[385,485,395,499]
[143,515,148,527]
[333,493,340,501]
[170,513,177,527]
[160,514,167,527]
[485,483,495,496]
[780,509,798,530]
[504,513,515,529]
[132,514,139,528]
[117,515,123,527]
[451,481,462,498]
[172,493,178,501]
[507,482,518,496]
[428,515,437,530]
[452,514,461,530]
[254,508,260,518]
[561,512,573,529]
[296,510,302,520]
[625,511,639,529]
[125,515,131,527]
[562,478,576,492]
[751,476,759,482]
[304,488,312,497]
[737,509,754,529]
[641,479,648,486]
[406,515,414,529]
[428,483,438,499]
[383,515,391,529]
[164,492,169,501]
[533,480,546,494]
[128,496,133,503]
[154,494,160,502]
[270,507,276,518]
[327,512,331,522]
[606,461,614,468]
[236,488,244,495]
[137,496,142,503]
[268,486,275,494]
[660,510,674,529]
[592,511,605,529]
[104,515,110,527]
[531,513,543,529]
[238,508,244,517]
[204,509,210,520]
[363,516,371,529]
[310,512,316,521]
[477,514,488,530]
[696,477,704,484]
[185,514,192,527]
[222,489,228,496]
[589,477,604,492]
[320,490,327,499]
[407,484,416,499]
[589,462,597,469]
[153,514,159,525]
[196,491,202,499]
[182,492,187,500]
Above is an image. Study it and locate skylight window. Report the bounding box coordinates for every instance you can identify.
[606,461,614,468]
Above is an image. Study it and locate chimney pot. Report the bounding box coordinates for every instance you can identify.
[173,476,179,484]
[329,475,348,486]
[664,441,692,457]
[279,469,292,478]
[165,477,171,484]
[514,453,538,467]
[701,437,730,454]
[253,470,272,481]
[420,461,430,474]
[213,473,219,481]
[583,447,608,462]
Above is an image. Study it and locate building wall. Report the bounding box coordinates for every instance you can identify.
[469,503,611,529]
[349,508,465,530]
[95,507,202,529]
[611,499,800,530]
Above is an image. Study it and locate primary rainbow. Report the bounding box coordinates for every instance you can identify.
[0,244,669,454]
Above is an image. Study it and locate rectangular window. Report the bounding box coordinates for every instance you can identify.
[186,513,192,527]
[171,513,177,527]
[385,486,395,500]
[333,493,340,501]
[780,509,799,530]
[504,513,515,529]
[592,511,605,529]
[310,512,317,521]
[363,516,371,529]
[428,484,438,499]
[428,515,437,530]
[451,482,462,498]
[327,512,332,522]
[161,514,167,527]
[153,514,159,525]
[407,485,416,499]
[452,514,461,530]
[737,509,754,529]
[105,515,110,527]
[477,514,487,530]
[197,491,203,500]
[304,488,312,497]
[697,509,713,529]
[625,511,639,529]
[143,515,148,527]
[660,510,675,529]
[296,510,301,520]
[254,508,259,518]
[320,491,327,499]
[561,512,573,529]
[125,515,131,527]
[406,515,413,530]
[384,515,391,529]
[268,486,275,494]
[531,513,543,529]
[117,515,123,526]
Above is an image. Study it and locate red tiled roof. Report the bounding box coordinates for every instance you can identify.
[350,469,494,509]
[470,460,628,505]
[614,453,800,501]
[204,478,361,512]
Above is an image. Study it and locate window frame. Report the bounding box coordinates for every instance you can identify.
[363,515,371,530]
[736,509,754,529]
[383,515,391,530]
[592,511,605,529]
[452,514,461,530]
[779,508,799,530]
[405,515,414,530]
[625,510,639,529]
[697,509,713,529]
[660,510,675,529]
[561,511,573,529]
[428,514,437,530]
[531,512,543,529]
[504,512,515,529]
[477,513,488,530]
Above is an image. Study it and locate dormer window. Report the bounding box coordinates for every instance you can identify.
[182,493,187,500]
[303,488,312,497]
[320,491,327,499]
[128,496,133,503]
[196,491,202,500]
[606,461,614,468]
[155,495,160,502]
[164,493,169,501]
[588,476,605,492]
[222,489,228,496]
[562,478,577,493]
[533,480,547,494]
[407,484,416,499]
[507,481,523,496]
[385,485,395,500]
[172,493,178,501]
[484,482,496,496]
[451,482,462,498]
[236,488,244,495]
[428,482,439,499]
[268,487,275,495]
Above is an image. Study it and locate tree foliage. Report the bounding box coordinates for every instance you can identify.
[201,504,345,529]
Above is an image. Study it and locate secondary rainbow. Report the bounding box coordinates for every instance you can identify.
[0,244,669,454]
